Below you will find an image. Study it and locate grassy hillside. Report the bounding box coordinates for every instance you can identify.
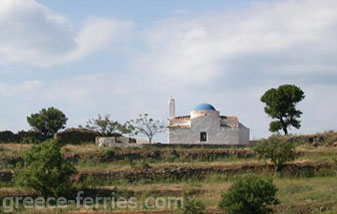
[0,131,337,213]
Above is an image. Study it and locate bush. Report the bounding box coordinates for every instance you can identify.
[219,174,279,214]
[0,130,16,143]
[0,130,44,144]
[16,140,76,197]
[179,192,205,214]
[19,136,41,144]
[54,128,100,145]
[16,130,45,143]
[253,136,297,171]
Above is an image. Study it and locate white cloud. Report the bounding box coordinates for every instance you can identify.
[0,80,43,97]
[0,0,132,66]
[134,0,337,84]
[69,18,132,60]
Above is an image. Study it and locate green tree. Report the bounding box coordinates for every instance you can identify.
[85,114,131,135]
[179,192,205,214]
[27,107,68,138]
[253,136,297,172]
[127,113,165,144]
[16,140,76,197]
[261,84,305,135]
[219,174,279,214]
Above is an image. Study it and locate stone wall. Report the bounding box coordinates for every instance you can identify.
[1,162,334,183]
[100,149,253,162]
[76,162,334,183]
[96,136,137,147]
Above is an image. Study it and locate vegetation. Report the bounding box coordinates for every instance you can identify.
[127,113,165,143]
[261,84,305,135]
[84,114,131,135]
[253,136,297,171]
[179,192,206,214]
[1,135,337,213]
[219,174,279,214]
[16,140,76,197]
[27,107,68,138]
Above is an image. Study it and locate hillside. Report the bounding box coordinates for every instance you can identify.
[0,131,337,213]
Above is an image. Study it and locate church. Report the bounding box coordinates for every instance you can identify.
[168,98,250,145]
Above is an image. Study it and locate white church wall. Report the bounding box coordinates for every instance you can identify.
[167,99,249,145]
[168,126,240,145]
[239,123,250,145]
[216,128,240,145]
[169,110,241,145]
[168,127,194,144]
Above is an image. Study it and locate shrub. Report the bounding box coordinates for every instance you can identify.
[253,136,297,171]
[179,192,205,214]
[19,136,41,144]
[219,174,279,214]
[0,131,16,143]
[16,140,76,197]
[16,130,45,144]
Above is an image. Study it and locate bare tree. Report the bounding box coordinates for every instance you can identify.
[127,113,165,144]
[84,114,130,135]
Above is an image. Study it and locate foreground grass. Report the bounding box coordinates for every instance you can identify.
[2,174,337,213]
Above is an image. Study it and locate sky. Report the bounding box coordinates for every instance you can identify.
[0,0,336,142]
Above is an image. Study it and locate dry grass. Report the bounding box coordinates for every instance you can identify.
[62,144,104,156]
[0,144,31,157]
[0,187,35,197]
[77,159,263,172]
[3,175,337,212]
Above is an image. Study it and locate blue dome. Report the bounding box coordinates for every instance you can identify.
[194,103,216,111]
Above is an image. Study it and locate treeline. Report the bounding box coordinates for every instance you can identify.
[0,107,164,144]
[0,128,113,145]
[0,130,44,144]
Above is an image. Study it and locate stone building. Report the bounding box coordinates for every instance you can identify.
[168,98,250,145]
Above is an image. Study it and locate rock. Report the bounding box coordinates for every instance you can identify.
[96,137,116,147]
[96,136,138,147]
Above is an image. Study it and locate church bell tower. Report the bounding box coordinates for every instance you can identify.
[169,97,175,119]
